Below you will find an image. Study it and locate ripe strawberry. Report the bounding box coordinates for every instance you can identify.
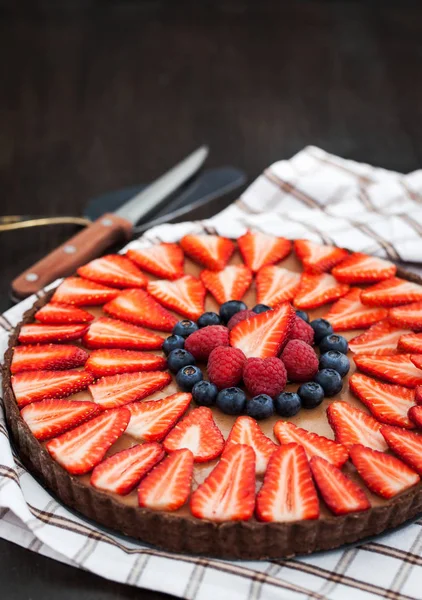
[85,349,166,377]
[398,332,422,353]
[90,442,164,495]
[349,444,419,499]
[273,421,349,467]
[349,372,415,428]
[77,254,148,289]
[349,321,410,355]
[89,371,171,409]
[35,303,94,324]
[327,402,388,451]
[138,448,194,511]
[46,407,130,475]
[381,425,422,475]
[230,301,295,359]
[294,273,349,310]
[125,392,192,441]
[280,340,319,382]
[411,355,422,371]
[200,264,252,304]
[103,289,178,332]
[126,243,185,280]
[389,302,422,331]
[332,252,396,284]
[51,277,119,305]
[225,416,277,475]
[408,405,422,428]
[287,315,314,345]
[207,346,246,389]
[243,357,287,397]
[190,443,256,521]
[354,354,422,388]
[18,323,89,344]
[11,344,88,374]
[180,234,235,271]
[12,370,95,408]
[416,386,422,405]
[294,239,348,274]
[147,275,206,321]
[83,317,164,350]
[227,309,255,331]
[256,443,319,522]
[184,325,229,361]
[361,277,422,308]
[324,288,388,331]
[256,266,301,307]
[21,399,100,441]
[163,406,225,462]
[310,456,370,516]
[238,231,292,272]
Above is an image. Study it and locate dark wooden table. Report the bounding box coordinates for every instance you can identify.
[1,1,422,598]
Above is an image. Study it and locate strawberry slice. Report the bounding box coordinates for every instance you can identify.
[126,243,184,280]
[12,370,95,408]
[21,399,100,441]
[381,425,422,475]
[18,323,89,344]
[180,234,235,271]
[323,288,388,331]
[349,372,415,428]
[361,277,422,308]
[147,275,206,320]
[11,344,88,373]
[225,416,277,475]
[349,321,410,356]
[125,392,192,441]
[327,402,387,451]
[408,405,422,428]
[309,456,370,516]
[90,442,164,495]
[83,317,163,350]
[332,252,396,284]
[89,371,171,409]
[398,332,422,353]
[85,349,166,377]
[200,265,252,304]
[349,444,419,499]
[237,230,292,272]
[103,289,178,332]
[273,421,349,467]
[354,354,422,388]
[256,443,319,522]
[138,448,194,511]
[230,301,294,359]
[389,302,422,332]
[77,254,148,289]
[35,303,94,324]
[411,355,422,371]
[51,277,119,306]
[294,239,348,274]
[255,266,301,307]
[190,443,256,521]
[293,273,349,310]
[46,407,130,475]
[163,406,224,462]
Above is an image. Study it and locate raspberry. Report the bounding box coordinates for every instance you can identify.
[281,340,319,383]
[243,357,287,398]
[288,315,314,345]
[184,326,229,361]
[207,346,246,389]
[227,309,255,331]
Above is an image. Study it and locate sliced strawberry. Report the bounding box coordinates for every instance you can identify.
[354,354,422,388]
[349,321,410,356]
[381,425,422,475]
[273,421,349,467]
[51,277,119,306]
[46,407,130,475]
[90,442,164,495]
[256,443,319,522]
[323,288,388,331]
[411,355,422,371]
[85,349,166,377]
[409,405,422,428]
[21,399,100,441]
[327,402,388,451]
[349,372,415,428]
[12,370,95,408]
[294,239,348,274]
[35,303,94,324]
[125,392,192,441]
[180,234,235,271]
[255,266,301,307]
[103,289,178,332]
[18,323,89,344]
[416,386,422,405]
[389,302,422,332]
[77,254,148,289]
[332,252,396,284]
[127,243,184,280]
[310,456,370,516]
[361,277,422,308]
[293,273,349,310]
[83,317,163,350]
[200,265,252,304]
[230,301,294,359]
[147,275,206,321]
[138,448,194,511]
[398,332,422,353]
[89,371,171,409]
[163,406,224,462]
[190,443,256,521]
[349,444,419,499]
[237,230,292,272]
[225,416,277,475]
[11,344,88,374]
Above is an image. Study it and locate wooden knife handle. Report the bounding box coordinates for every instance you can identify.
[12,213,133,298]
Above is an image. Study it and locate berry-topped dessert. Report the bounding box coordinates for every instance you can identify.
[3,231,422,559]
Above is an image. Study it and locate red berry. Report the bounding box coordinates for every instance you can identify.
[207,346,246,389]
[288,315,314,345]
[227,309,255,331]
[184,326,229,361]
[416,385,422,405]
[243,357,287,397]
[281,340,319,383]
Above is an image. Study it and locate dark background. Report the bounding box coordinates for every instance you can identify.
[1,1,422,598]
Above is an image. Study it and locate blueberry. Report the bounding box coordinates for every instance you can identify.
[297,382,325,409]
[192,380,218,406]
[162,334,185,355]
[172,319,198,338]
[252,304,272,315]
[167,349,196,373]
[176,365,203,391]
[246,394,275,420]
[197,312,221,328]
[310,318,334,344]
[314,369,343,397]
[274,392,302,417]
[219,300,247,324]
[319,351,350,377]
[216,387,247,415]
[319,334,348,354]
[295,310,310,323]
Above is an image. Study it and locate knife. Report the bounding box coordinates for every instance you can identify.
[11,146,209,299]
